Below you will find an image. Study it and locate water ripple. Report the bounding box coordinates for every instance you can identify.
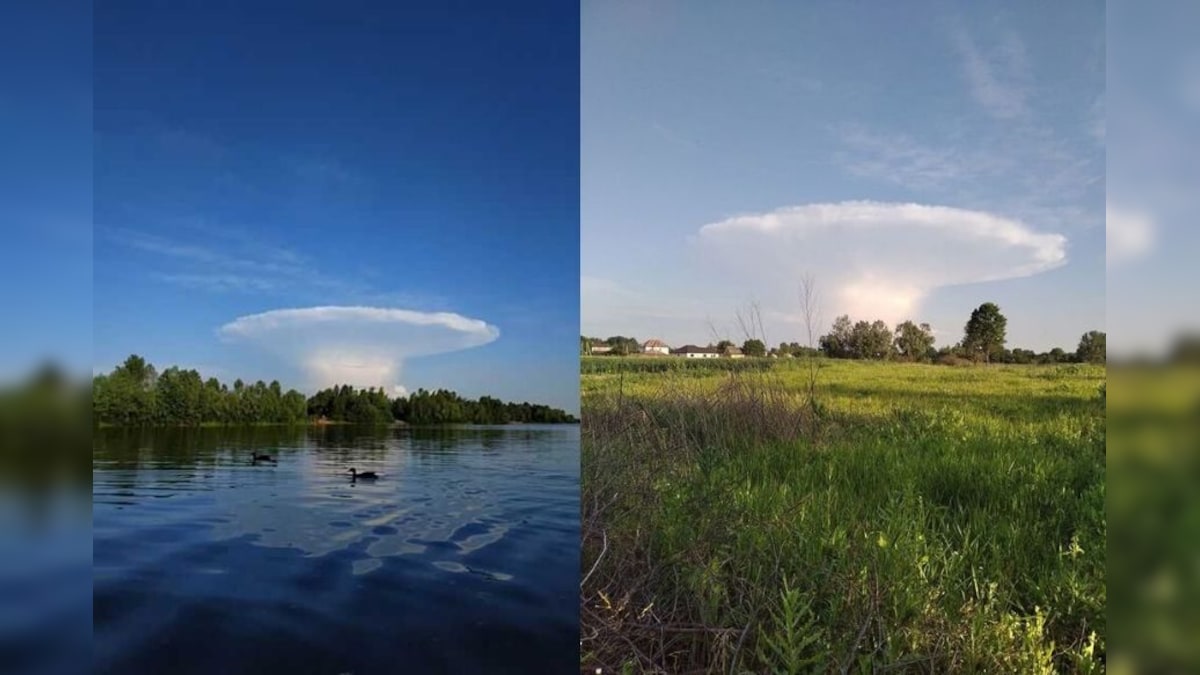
[93,425,580,674]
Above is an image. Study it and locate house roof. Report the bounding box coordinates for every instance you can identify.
[643,338,669,348]
[671,344,719,354]
[723,345,744,355]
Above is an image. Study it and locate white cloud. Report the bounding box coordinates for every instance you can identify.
[218,306,499,392]
[1106,204,1155,268]
[837,126,978,191]
[951,27,1030,120]
[103,226,374,300]
[696,201,1067,325]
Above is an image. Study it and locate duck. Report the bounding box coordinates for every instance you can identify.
[347,467,379,480]
[251,452,276,463]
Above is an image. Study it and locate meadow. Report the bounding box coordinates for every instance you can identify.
[581,357,1105,673]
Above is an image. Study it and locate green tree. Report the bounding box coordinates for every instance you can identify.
[962,302,1007,363]
[1169,334,1200,364]
[849,320,893,360]
[894,321,936,362]
[819,315,854,358]
[742,338,767,357]
[115,354,156,389]
[1076,331,1106,364]
[604,336,640,356]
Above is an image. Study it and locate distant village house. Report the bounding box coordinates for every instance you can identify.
[641,338,670,355]
[671,345,720,359]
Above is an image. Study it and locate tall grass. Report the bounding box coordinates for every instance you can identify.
[581,360,1105,673]
[582,356,778,375]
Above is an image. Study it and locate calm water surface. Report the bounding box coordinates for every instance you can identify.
[93,425,580,674]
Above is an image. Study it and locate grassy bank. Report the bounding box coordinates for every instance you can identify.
[581,359,1105,673]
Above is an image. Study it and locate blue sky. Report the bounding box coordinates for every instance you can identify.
[93,1,580,412]
[0,0,92,379]
[1107,0,1200,357]
[582,1,1105,352]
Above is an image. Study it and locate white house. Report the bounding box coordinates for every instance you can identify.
[671,344,720,359]
[641,338,670,355]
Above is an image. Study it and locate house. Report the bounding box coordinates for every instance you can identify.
[641,338,670,355]
[723,345,745,359]
[671,344,720,359]
[589,344,613,355]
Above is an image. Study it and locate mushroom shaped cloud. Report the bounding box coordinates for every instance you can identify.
[218,306,500,392]
[695,201,1068,325]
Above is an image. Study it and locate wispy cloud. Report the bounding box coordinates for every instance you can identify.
[102,226,441,307]
[951,25,1030,120]
[155,273,282,293]
[650,121,700,151]
[106,226,325,280]
[836,125,987,191]
[287,156,363,187]
[835,106,1103,233]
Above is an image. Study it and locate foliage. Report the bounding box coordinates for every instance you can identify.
[741,338,767,358]
[894,320,936,362]
[94,355,307,426]
[1076,331,1106,364]
[773,342,820,358]
[851,319,893,360]
[819,314,855,358]
[605,336,641,356]
[95,354,577,426]
[819,315,893,360]
[963,302,1008,363]
[310,384,579,425]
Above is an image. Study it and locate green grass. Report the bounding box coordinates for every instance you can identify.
[581,358,1105,673]
[1106,366,1200,672]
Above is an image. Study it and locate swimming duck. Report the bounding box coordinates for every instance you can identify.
[251,452,276,462]
[347,467,379,480]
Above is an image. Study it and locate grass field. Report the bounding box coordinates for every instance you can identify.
[581,357,1106,673]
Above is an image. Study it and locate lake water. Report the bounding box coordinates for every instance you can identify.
[93,424,580,674]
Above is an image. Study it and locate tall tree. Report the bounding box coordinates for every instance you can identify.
[1075,331,1106,364]
[962,302,1007,363]
[894,321,936,362]
[741,338,767,357]
[848,320,893,360]
[819,315,854,358]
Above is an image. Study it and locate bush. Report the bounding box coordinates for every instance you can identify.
[936,353,974,367]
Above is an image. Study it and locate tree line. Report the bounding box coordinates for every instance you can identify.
[583,302,1106,365]
[309,384,578,425]
[93,355,577,426]
[818,303,1105,365]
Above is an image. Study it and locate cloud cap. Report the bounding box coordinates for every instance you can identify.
[696,200,1068,324]
[218,306,500,391]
